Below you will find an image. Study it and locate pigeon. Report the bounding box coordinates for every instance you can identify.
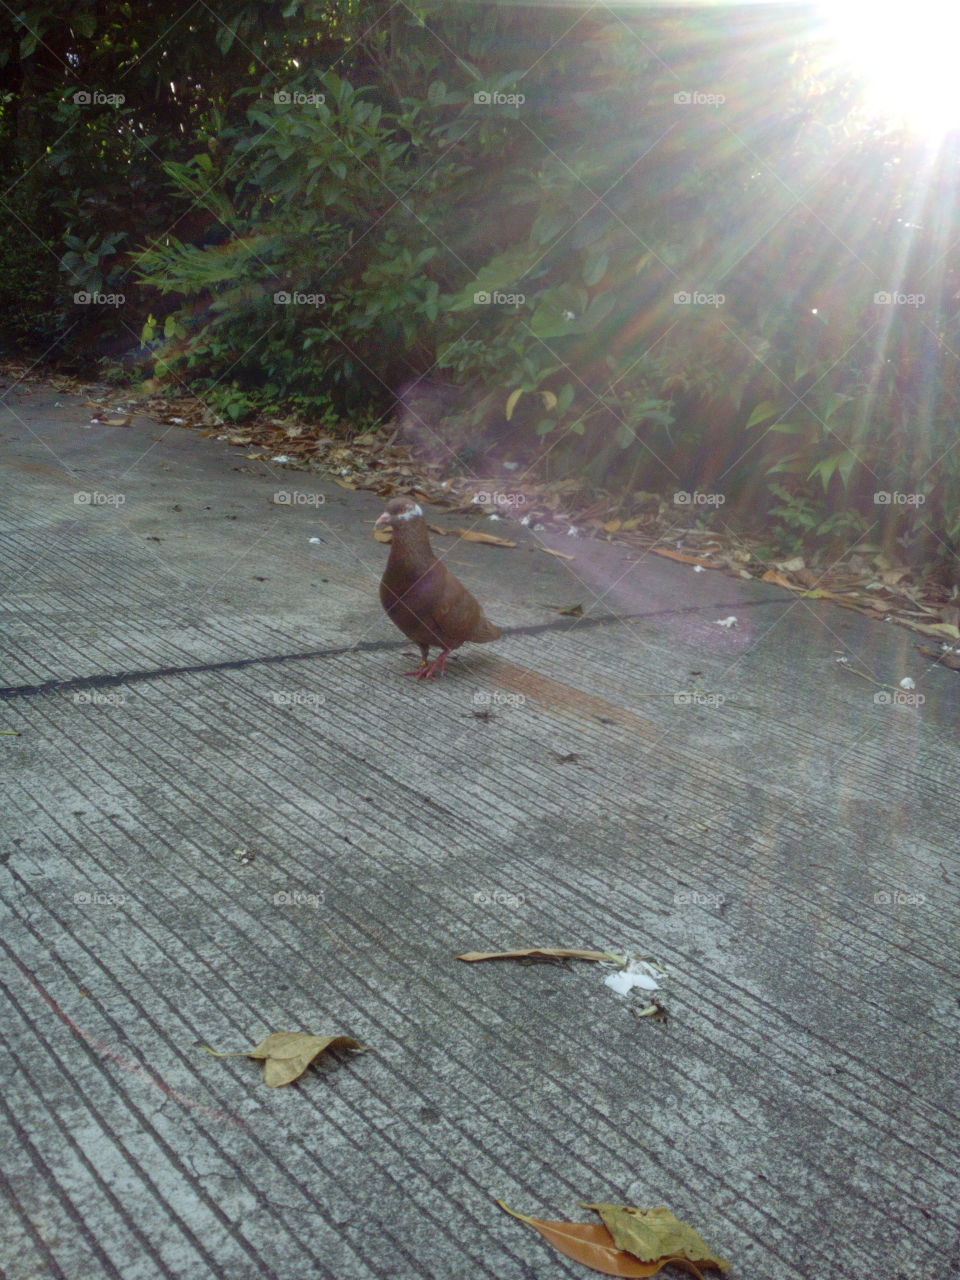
[376,497,502,679]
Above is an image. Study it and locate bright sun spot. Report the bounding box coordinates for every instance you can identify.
[818,0,960,137]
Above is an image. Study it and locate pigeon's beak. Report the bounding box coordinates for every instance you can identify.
[374,511,392,528]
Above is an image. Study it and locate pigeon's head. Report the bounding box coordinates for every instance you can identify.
[375,497,424,529]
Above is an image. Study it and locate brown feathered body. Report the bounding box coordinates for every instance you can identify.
[378,499,501,678]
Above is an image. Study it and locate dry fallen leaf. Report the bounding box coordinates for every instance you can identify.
[633,1000,669,1022]
[458,947,622,963]
[604,519,623,533]
[332,477,357,489]
[203,1031,367,1087]
[90,412,133,427]
[583,1204,729,1274]
[761,568,801,591]
[449,528,518,547]
[543,602,584,616]
[918,621,960,640]
[498,1203,698,1278]
[917,644,960,671]
[651,548,714,567]
[539,546,576,560]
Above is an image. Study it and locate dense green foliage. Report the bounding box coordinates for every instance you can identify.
[2,1,959,561]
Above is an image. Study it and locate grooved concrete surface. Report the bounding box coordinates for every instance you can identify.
[2,385,959,1280]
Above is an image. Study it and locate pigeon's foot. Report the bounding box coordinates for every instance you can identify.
[406,650,450,680]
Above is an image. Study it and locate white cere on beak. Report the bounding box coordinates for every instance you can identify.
[395,503,423,520]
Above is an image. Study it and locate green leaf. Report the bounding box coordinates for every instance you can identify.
[531,209,570,247]
[809,450,857,491]
[582,251,609,286]
[745,400,779,429]
[820,390,851,423]
[446,246,538,310]
[529,284,588,339]
[837,450,858,486]
[215,20,239,54]
[72,12,96,38]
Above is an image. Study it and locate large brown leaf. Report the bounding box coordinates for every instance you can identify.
[498,1202,667,1277]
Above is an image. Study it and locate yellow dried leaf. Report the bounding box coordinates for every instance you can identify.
[540,390,558,411]
[922,621,960,640]
[542,602,584,616]
[539,546,575,560]
[203,1031,367,1087]
[604,520,622,533]
[333,477,357,489]
[583,1203,729,1274]
[505,389,524,421]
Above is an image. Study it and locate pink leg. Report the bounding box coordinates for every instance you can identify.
[417,649,451,680]
[404,645,431,677]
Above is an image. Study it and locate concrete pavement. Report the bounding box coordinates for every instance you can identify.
[2,383,958,1280]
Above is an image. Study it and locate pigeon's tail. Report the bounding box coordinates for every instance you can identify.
[470,616,502,643]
